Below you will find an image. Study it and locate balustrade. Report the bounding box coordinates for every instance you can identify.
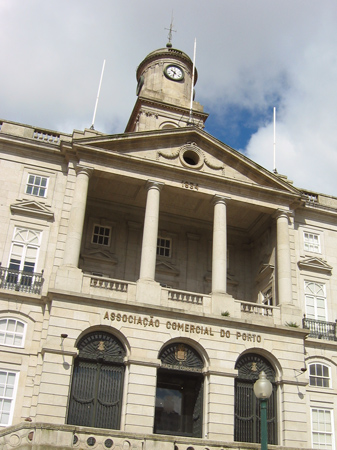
[0,266,44,294]
[303,316,337,341]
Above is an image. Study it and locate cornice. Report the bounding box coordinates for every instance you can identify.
[125,97,208,132]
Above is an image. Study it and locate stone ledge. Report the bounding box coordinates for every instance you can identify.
[0,422,313,450]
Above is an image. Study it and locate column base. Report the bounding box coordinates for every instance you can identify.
[136,278,161,306]
[211,292,239,317]
[52,265,83,293]
[280,303,303,327]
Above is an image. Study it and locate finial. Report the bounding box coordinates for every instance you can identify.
[165,11,176,48]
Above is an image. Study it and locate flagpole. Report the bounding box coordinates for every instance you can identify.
[273,107,276,173]
[189,38,197,124]
[91,59,106,130]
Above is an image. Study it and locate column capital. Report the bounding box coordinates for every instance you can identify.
[274,209,293,221]
[146,180,164,191]
[212,195,230,206]
[75,165,94,177]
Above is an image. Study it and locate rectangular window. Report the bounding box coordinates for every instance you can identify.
[304,232,321,253]
[25,174,48,197]
[92,225,111,246]
[157,237,171,257]
[305,281,327,321]
[0,370,19,426]
[311,408,334,449]
[310,364,330,388]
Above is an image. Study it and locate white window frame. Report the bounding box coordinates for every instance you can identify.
[0,370,19,427]
[0,319,26,348]
[91,224,111,246]
[8,228,41,273]
[309,363,331,388]
[25,174,49,198]
[157,236,172,258]
[262,285,273,306]
[311,407,334,449]
[305,281,327,321]
[304,231,321,253]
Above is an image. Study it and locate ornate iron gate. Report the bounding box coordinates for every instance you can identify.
[234,353,277,445]
[67,331,125,430]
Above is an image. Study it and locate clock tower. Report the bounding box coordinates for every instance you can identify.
[125,42,208,132]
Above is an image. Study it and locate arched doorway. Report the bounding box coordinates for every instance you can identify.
[67,330,126,429]
[154,342,204,437]
[234,353,277,444]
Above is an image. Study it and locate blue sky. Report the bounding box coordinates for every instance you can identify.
[1,0,337,195]
[205,105,274,153]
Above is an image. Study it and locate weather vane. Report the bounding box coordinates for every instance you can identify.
[165,12,176,47]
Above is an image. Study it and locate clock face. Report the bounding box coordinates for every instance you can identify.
[164,65,184,81]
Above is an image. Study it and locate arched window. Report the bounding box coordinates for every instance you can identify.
[234,353,277,445]
[67,331,126,430]
[154,342,204,438]
[0,318,26,347]
[309,363,330,388]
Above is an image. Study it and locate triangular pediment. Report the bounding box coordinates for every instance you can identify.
[10,200,54,221]
[156,260,180,276]
[298,257,332,274]
[73,127,301,197]
[82,250,118,265]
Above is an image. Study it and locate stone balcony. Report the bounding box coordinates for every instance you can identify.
[302,316,337,341]
[0,266,44,295]
[78,273,282,325]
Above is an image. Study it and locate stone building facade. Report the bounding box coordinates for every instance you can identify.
[0,43,337,450]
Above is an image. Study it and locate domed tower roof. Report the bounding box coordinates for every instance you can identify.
[136,44,198,85]
[125,43,208,133]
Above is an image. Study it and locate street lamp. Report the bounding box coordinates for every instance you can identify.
[254,371,273,450]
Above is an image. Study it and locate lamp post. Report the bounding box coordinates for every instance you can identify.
[253,371,273,450]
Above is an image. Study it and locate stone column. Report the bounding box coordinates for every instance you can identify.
[139,181,163,281]
[63,165,93,267]
[276,210,293,304]
[212,196,228,294]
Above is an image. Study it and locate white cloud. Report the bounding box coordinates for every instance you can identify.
[246,11,337,195]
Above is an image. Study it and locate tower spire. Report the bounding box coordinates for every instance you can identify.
[165,12,176,48]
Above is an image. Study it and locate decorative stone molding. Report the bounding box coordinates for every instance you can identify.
[298,257,332,274]
[156,260,180,276]
[204,155,225,172]
[82,250,118,265]
[179,142,204,169]
[10,200,54,221]
[157,148,180,160]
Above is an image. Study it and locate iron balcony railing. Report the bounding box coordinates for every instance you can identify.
[0,266,44,295]
[302,315,337,341]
